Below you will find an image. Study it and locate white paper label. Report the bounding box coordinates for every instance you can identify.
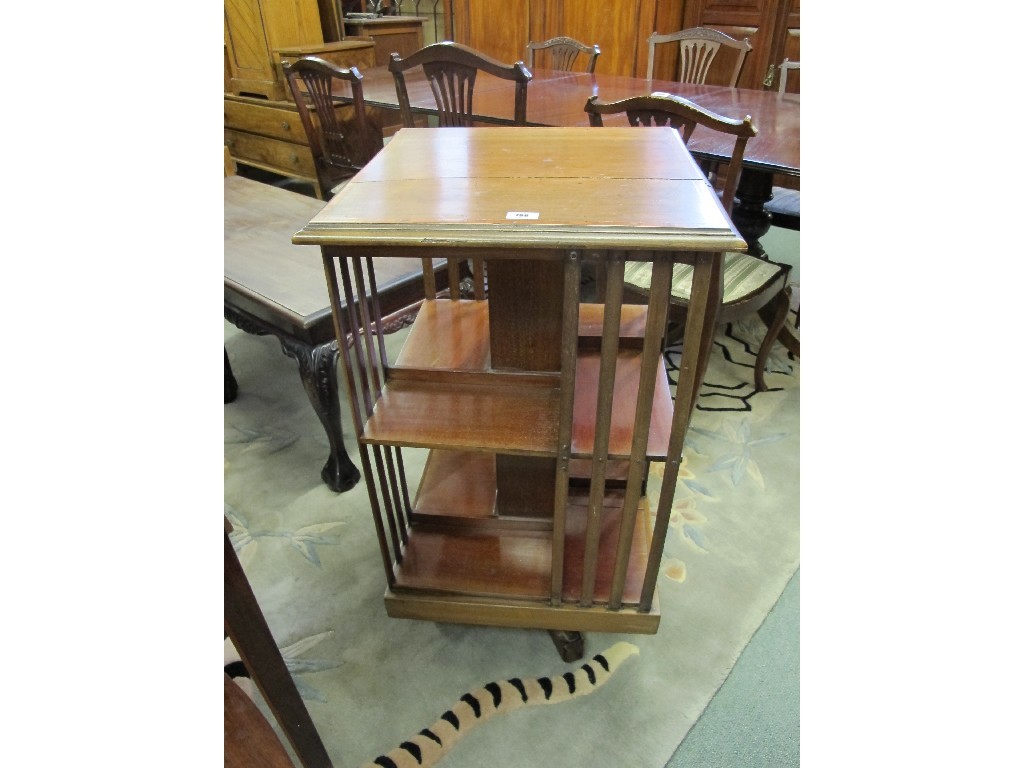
[506,211,540,220]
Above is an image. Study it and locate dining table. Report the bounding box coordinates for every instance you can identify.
[344,65,800,258]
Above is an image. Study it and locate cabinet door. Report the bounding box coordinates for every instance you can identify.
[449,0,531,65]
[554,0,662,78]
[447,0,685,78]
[681,0,800,90]
[224,0,325,99]
[225,0,279,98]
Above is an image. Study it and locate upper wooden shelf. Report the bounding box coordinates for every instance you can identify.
[364,298,673,459]
[363,377,562,455]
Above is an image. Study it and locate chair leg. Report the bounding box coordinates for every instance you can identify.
[777,324,800,359]
[753,287,792,392]
[225,348,238,404]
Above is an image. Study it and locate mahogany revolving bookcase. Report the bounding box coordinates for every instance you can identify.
[293,126,746,660]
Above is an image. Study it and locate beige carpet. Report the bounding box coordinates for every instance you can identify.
[224,312,799,768]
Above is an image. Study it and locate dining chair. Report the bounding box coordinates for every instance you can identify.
[389,41,534,298]
[526,36,600,73]
[764,59,800,231]
[389,41,532,128]
[282,56,384,201]
[646,27,752,86]
[584,92,793,392]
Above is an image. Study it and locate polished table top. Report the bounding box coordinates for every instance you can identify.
[225,174,443,341]
[349,66,800,178]
[294,126,746,254]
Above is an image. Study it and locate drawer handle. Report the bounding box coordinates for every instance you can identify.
[281,121,290,131]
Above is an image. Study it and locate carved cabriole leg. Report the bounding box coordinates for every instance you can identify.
[731,168,775,258]
[279,336,361,494]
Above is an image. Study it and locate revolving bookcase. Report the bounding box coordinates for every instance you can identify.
[293,126,745,658]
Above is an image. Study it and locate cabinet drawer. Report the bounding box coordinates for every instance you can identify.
[224,100,308,145]
[224,129,316,180]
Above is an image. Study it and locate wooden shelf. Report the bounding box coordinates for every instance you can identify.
[368,298,673,459]
[413,449,498,520]
[571,349,673,460]
[391,488,653,609]
[363,378,562,455]
[394,299,490,370]
[578,302,651,345]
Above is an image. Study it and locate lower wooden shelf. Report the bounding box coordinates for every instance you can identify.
[388,476,658,633]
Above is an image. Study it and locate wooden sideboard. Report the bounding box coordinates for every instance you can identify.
[344,16,429,66]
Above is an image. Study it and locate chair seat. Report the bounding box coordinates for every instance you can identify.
[623,252,784,305]
[765,187,800,231]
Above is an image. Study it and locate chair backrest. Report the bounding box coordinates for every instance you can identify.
[584,92,756,217]
[646,27,752,87]
[388,41,532,128]
[526,36,600,73]
[778,58,799,94]
[282,56,383,200]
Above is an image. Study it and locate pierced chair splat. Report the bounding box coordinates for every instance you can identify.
[388,41,534,298]
[388,41,532,128]
[526,36,601,73]
[282,56,384,200]
[646,26,752,86]
[585,92,794,392]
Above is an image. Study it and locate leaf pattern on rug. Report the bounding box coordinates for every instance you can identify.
[280,631,343,703]
[653,454,714,585]
[226,631,342,704]
[650,455,715,500]
[224,422,301,455]
[226,506,345,568]
[663,558,687,582]
[690,418,787,489]
[671,498,710,553]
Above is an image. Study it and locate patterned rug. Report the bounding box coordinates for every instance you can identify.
[224,310,799,768]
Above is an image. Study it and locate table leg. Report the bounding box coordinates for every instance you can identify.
[225,305,361,494]
[280,337,361,494]
[730,168,775,258]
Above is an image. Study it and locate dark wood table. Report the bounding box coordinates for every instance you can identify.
[224,174,454,492]
[345,66,799,256]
